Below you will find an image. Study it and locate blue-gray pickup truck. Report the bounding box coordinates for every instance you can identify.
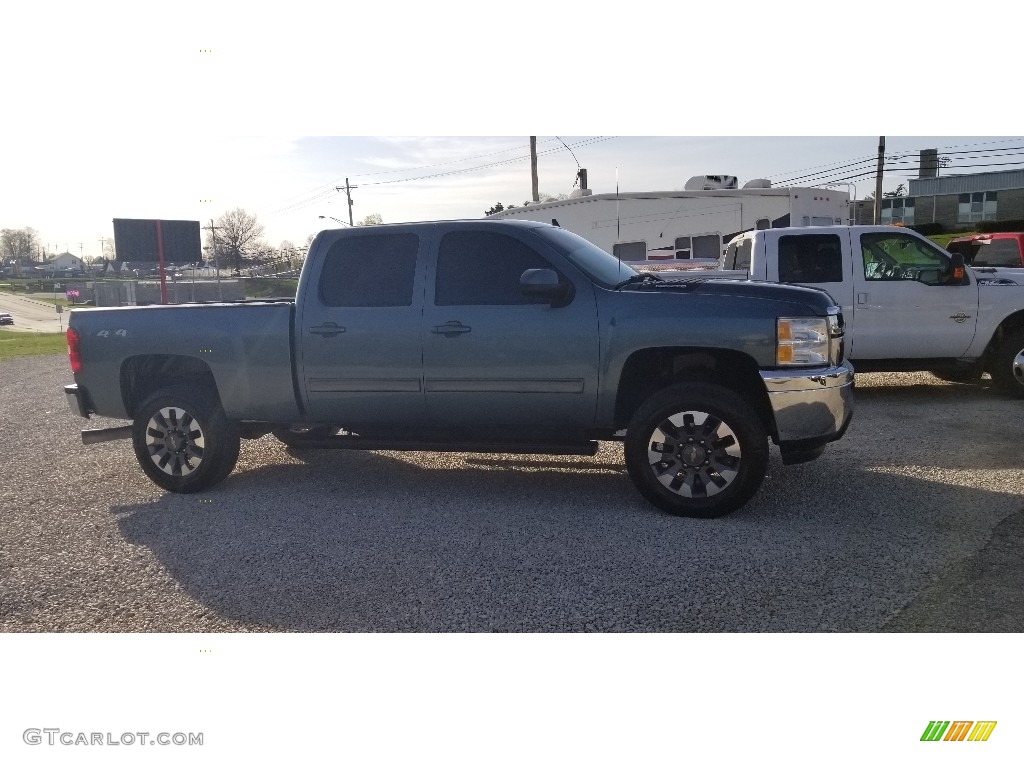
[65,219,853,518]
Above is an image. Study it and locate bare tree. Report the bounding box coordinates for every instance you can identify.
[1,227,41,266]
[357,213,383,226]
[204,208,265,271]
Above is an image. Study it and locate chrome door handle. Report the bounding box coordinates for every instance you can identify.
[432,321,472,336]
[309,323,346,337]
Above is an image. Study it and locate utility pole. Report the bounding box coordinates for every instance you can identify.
[202,220,223,301]
[334,180,356,226]
[873,136,885,225]
[530,136,539,202]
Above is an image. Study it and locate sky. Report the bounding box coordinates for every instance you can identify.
[7,134,1024,259]
[3,3,1019,259]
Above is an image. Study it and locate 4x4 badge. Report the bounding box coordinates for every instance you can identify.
[949,312,971,323]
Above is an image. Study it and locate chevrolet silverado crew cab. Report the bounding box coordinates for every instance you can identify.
[64,220,852,518]
[717,225,1024,395]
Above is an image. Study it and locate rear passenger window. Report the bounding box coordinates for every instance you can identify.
[436,231,555,305]
[318,233,418,307]
[972,239,1020,267]
[778,234,843,283]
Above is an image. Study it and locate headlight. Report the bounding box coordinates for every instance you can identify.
[777,317,830,366]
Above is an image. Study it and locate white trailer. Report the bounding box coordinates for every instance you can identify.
[486,185,850,266]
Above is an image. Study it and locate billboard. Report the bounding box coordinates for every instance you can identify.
[112,218,202,263]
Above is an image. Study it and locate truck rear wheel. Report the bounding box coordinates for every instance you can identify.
[132,386,240,493]
[624,383,769,518]
[991,328,1024,398]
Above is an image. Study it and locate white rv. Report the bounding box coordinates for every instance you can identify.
[486,176,850,265]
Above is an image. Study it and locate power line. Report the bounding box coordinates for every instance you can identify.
[259,137,614,219]
[355,137,613,187]
[768,138,1024,186]
[257,137,605,217]
[777,149,1024,188]
[258,135,606,218]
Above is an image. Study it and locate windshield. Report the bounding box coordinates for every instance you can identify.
[533,226,638,288]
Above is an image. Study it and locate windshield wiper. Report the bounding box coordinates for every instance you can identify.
[613,273,663,290]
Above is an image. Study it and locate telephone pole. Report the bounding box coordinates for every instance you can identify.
[334,180,356,226]
[873,136,885,224]
[530,136,539,202]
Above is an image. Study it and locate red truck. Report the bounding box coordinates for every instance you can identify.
[946,232,1024,268]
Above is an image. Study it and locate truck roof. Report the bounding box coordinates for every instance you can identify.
[321,218,555,232]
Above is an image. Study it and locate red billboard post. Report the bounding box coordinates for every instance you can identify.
[155,219,168,305]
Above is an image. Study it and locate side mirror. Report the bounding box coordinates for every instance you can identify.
[520,268,572,305]
[948,253,967,285]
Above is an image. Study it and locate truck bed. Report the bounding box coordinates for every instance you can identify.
[70,301,301,422]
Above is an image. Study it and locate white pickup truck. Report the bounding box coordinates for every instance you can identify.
[670,225,1024,397]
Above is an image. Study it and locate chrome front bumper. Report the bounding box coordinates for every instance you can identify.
[760,363,854,449]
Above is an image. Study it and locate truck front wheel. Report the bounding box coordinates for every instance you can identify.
[624,383,769,518]
[991,328,1024,398]
[132,386,240,493]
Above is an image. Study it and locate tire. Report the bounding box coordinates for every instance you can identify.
[272,425,335,446]
[624,383,769,518]
[990,328,1024,398]
[132,386,240,493]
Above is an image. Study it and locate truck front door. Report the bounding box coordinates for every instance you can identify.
[297,230,426,430]
[422,228,600,439]
[850,230,978,360]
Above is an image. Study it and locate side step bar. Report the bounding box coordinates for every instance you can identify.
[81,426,134,445]
[291,436,600,456]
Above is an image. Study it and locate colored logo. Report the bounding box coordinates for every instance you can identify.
[921,721,996,742]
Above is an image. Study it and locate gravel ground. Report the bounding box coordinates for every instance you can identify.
[1,354,1022,632]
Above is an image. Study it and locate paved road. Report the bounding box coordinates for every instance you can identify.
[0,293,70,332]
[1,354,1022,632]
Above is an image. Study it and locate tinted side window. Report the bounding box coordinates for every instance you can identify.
[436,231,554,306]
[612,241,647,261]
[318,233,418,307]
[973,239,1021,267]
[778,234,843,283]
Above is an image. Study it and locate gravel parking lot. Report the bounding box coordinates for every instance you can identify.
[1,354,1022,632]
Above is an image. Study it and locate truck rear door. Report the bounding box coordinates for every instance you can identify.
[296,229,427,430]
[762,229,852,311]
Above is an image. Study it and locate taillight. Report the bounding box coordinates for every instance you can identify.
[67,327,82,373]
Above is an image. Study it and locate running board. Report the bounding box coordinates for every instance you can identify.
[291,436,600,456]
[81,426,134,445]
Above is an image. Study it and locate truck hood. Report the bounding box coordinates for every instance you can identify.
[636,276,839,314]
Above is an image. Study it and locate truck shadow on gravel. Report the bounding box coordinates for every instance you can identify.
[110,443,1024,632]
